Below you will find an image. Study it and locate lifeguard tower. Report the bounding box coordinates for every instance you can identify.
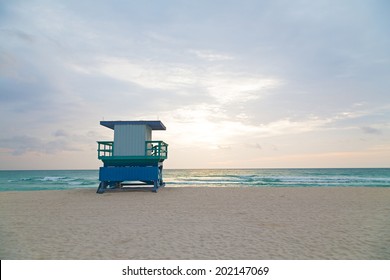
[97,120,168,193]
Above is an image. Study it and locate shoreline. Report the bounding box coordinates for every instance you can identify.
[1,183,390,193]
[1,187,389,259]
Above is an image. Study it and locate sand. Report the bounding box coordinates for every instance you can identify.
[0,187,389,260]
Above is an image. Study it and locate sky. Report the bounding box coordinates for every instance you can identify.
[0,0,389,169]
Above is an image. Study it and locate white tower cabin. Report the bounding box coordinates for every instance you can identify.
[97,120,168,193]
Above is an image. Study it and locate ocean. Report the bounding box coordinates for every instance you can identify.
[0,168,389,192]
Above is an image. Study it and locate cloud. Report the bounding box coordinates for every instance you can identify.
[361,126,382,135]
[0,28,35,43]
[189,49,235,61]
[0,51,22,80]
[53,130,68,137]
[93,56,282,106]
[0,135,78,156]
[96,57,198,91]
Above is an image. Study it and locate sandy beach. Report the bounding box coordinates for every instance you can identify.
[0,187,389,260]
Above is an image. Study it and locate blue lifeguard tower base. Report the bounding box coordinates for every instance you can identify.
[97,163,165,193]
[96,120,168,193]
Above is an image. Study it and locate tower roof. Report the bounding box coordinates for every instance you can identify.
[100,120,166,130]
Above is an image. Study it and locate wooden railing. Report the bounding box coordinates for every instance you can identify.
[145,141,168,158]
[97,141,168,159]
[97,141,113,158]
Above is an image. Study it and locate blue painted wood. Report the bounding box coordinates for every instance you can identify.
[100,120,166,130]
[99,166,159,181]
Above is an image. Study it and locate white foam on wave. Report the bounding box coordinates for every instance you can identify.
[40,176,65,182]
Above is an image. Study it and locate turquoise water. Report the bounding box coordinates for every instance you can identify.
[0,168,389,191]
[0,170,98,191]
